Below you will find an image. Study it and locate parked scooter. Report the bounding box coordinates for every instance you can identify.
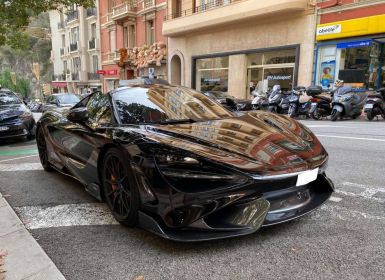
[251,88,269,110]
[364,88,385,121]
[287,86,311,118]
[331,80,367,121]
[267,85,291,114]
[308,86,333,120]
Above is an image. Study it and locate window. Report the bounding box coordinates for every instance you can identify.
[70,27,79,44]
[86,92,112,123]
[196,57,229,92]
[61,34,65,48]
[73,57,81,72]
[129,25,135,48]
[108,0,113,12]
[92,55,98,73]
[90,23,96,39]
[146,20,154,45]
[123,26,128,48]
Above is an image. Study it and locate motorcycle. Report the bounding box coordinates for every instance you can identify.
[287,86,311,118]
[331,86,367,121]
[364,88,385,121]
[308,86,333,120]
[251,89,269,110]
[267,85,290,114]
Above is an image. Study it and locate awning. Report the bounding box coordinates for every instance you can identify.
[51,82,67,88]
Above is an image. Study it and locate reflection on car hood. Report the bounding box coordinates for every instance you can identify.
[139,111,327,176]
[0,104,25,122]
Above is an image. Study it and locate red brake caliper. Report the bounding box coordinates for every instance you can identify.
[111,175,117,192]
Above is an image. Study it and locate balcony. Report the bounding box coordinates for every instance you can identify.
[102,52,119,63]
[88,72,100,80]
[88,38,96,50]
[52,74,66,81]
[66,10,79,24]
[111,2,136,21]
[86,7,97,18]
[163,0,309,36]
[70,42,78,52]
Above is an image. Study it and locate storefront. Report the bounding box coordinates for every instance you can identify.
[193,46,300,95]
[315,15,385,89]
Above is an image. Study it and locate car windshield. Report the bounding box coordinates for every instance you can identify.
[112,85,234,124]
[0,90,21,105]
[57,94,80,104]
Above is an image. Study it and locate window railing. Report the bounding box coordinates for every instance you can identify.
[66,10,79,23]
[88,73,100,80]
[165,0,237,20]
[112,2,136,17]
[70,42,78,52]
[52,74,66,81]
[144,0,155,9]
[86,7,97,17]
[89,38,96,49]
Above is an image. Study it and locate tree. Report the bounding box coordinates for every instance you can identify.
[0,69,31,97]
[0,0,94,49]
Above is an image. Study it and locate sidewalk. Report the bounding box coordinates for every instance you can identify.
[0,193,65,280]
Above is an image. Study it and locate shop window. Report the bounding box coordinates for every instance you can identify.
[196,57,229,93]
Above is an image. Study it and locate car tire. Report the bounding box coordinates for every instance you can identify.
[366,110,374,121]
[36,128,53,172]
[101,148,140,227]
[27,125,36,140]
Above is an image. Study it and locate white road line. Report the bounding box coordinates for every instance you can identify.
[329,196,342,202]
[319,204,385,222]
[0,154,38,163]
[15,203,119,230]
[307,125,351,128]
[316,134,385,142]
[332,181,385,203]
[0,162,43,172]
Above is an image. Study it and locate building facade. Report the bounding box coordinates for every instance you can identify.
[315,0,385,89]
[163,0,317,99]
[99,0,167,92]
[49,3,102,94]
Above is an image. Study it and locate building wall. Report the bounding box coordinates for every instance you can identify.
[49,10,65,79]
[167,11,316,98]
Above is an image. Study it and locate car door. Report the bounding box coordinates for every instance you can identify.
[44,96,57,112]
[50,92,114,185]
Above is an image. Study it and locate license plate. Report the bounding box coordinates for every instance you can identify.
[296,168,319,186]
[0,126,9,131]
[364,104,374,109]
[311,103,317,106]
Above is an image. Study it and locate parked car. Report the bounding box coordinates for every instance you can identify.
[42,93,80,112]
[36,84,334,241]
[0,87,36,140]
[203,91,252,111]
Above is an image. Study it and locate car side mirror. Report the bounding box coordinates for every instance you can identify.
[67,107,89,122]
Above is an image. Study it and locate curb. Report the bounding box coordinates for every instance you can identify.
[0,193,66,280]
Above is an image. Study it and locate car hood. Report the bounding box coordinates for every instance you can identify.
[0,104,25,122]
[134,111,327,176]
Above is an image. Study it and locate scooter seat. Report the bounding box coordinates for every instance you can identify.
[352,94,367,105]
[317,95,332,102]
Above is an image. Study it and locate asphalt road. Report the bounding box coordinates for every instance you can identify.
[1,117,385,280]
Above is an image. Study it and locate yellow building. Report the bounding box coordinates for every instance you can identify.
[163,0,317,99]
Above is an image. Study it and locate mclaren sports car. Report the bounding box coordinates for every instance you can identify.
[36,84,334,241]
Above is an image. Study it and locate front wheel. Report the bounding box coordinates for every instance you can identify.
[310,108,321,120]
[101,148,140,227]
[288,106,296,118]
[366,110,374,121]
[36,128,53,172]
[268,106,277,113]
[330,109,340,121]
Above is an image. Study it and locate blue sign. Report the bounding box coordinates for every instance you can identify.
[337,40,372,49]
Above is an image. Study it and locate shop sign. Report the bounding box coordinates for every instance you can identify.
[97,70,105,74]
[267,75,292,81]
[106,70,118,75]
[316,24,341,36]
[336,40,372,49]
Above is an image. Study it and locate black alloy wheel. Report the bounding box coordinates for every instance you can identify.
[36,128,53,171]
[330,109,340,121]
[101,148,139,226]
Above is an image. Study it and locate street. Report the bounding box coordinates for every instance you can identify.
[1,118,385,280]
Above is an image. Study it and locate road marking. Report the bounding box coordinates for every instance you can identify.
[331,181,385,203]
[316,134,385,142]
[319,204,385,222]
[0,163,43,172]
[0,148,38,156]
[0,154,38,163]
[329,196,342,202]
[15,203,119,230]
[307,125,351,128]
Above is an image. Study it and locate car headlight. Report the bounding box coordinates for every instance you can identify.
[154,150,249,193]
[20,109,32,119]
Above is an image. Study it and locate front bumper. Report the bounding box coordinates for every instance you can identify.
[138,173,333,242]
[0,117,35,140]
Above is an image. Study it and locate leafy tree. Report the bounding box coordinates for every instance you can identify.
[0,69,31,97]
[0,0,94,48]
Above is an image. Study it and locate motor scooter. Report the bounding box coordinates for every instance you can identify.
[251,89,269,110]
[331,86,367,121]
[267,85,291,114]
[287,86,311,118]
[308,86,333,120]
[364,88,385,121]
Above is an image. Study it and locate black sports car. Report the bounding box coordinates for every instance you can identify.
[36,84,334,241]
[0,88,36,140]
